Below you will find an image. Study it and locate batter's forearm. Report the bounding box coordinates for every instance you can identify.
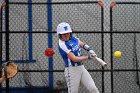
[71,56,88,62]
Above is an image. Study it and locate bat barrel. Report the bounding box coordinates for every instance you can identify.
[96,57,107,67]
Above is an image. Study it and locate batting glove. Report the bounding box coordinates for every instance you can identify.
[87,53,97,59]
[89,50,96,54]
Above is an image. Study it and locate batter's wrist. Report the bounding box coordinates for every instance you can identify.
[86,55,92,59]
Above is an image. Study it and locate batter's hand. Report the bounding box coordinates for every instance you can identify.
[87,53,97,59]
[88,50,107,67]
[87,50,97,59]
[89,50,97,55]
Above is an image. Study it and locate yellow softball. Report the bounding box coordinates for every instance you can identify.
[114,51,122,58]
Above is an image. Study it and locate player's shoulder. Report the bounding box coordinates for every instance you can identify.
[58,39,66,47]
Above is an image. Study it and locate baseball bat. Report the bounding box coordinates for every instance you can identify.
[89,50,107,67]
[95,57,107,67]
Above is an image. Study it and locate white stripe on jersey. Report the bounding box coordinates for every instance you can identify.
[59,39,72,67]
[59,39,71,54]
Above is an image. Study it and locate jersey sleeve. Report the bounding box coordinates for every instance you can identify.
[59,40,71,54]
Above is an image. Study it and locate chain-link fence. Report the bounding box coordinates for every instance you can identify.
[1,1,104,93]
[110,2,140,93]
[0,0,140,93]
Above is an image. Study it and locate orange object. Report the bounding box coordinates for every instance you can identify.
[110,2,116,8]
[45,48,55,57]
[98,2,104,8]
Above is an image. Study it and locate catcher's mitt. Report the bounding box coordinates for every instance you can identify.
[2,62,18,79]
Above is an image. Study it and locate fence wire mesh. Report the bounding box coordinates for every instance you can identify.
[111,2,140,93]
[0,1,140,93]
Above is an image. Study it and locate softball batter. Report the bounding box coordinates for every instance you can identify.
[56,22,100,93]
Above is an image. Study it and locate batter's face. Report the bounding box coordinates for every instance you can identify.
[60,33,71,41]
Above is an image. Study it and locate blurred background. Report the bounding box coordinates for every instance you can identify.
[0,0,140,93]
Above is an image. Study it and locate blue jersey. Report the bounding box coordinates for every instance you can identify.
[58,36,83,67]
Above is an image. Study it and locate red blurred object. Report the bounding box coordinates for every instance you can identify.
[110,2,116,8]
[45,48,55,57]
[1,2,6,8]
[98,2,103,8]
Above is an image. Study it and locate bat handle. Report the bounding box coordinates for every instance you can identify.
[95,57,107,67]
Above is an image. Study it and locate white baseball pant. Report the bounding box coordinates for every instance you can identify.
[64,65,99,93]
